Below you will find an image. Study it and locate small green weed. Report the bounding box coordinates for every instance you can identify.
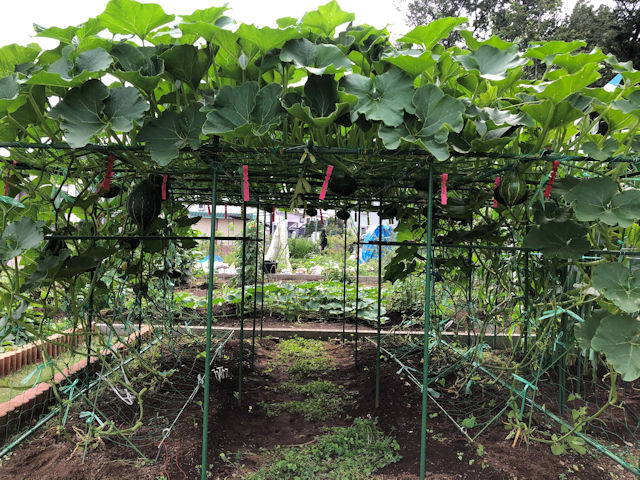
[270,337,333,378]
[261,380,354,421]
[244,417,400,480]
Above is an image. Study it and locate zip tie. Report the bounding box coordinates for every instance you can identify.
[441,173,448,205]
[242,165,250,201]
[319,165,333,200]
[493,176,501,208]
[544,160,560,198]
[4,160,16,196]
[161,174,168,200]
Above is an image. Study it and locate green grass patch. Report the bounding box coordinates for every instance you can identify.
[0,351,82,404]
[270,337,334,379]
[245,417,400,480]
[261,380,354,421]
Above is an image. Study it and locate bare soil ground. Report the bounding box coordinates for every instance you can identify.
[0,338,634,480]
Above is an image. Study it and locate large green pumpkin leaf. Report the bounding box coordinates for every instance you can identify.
[236,25,301,54]
[592,263,640,313]
[180,5,229,23]
[75,47,113,73]
[159,45,210,90]
[522,221,590,259]
[382,50,437,77]
[534,65,601,104]
[137,105,205,166]
[280,39,351,75]
[575,310,607,350]
[413,84,464,141]
[525,40,586,62]
[251,83,283,135]
[103,87,149,132]
[0,74,19,100]
[565,177,640,227]
[521,99,585,129]
[110,43,164,91]
[283,76,355,128]
[97,0,174,40]
[0,218,44,262]
[0,43,40,77]
[398,18,467,50]
[48,79,110,147]
[202,82,259,135]
[341,68,413,127]
[591,314,640,381]
[456,45,528,81]
[300,0,355,36]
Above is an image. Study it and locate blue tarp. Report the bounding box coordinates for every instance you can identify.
[360,225,394,263]
[199,255,223,264]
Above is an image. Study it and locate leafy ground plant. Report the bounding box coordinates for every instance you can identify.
[261,380,354,421]
[244,417,400,480]
[270,337,334,378]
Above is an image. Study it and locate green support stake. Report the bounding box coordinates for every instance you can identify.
[342,218,347,343]
[375,199,383,409]
[419,165,434,480]
[354,206,361,366]
[523,252,530,356]
[202,167,217,480]
[260,209,267,338]
[238,203,247,407]
[251,199,260,367]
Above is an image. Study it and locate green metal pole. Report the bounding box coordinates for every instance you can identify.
[260,209,266,338]
[201,168,217,480]
[251,199,259,367]
[419,165,434,480]
[375,199,383,409]
[238,203,247,407]
[354,206,361,366]
[342,217,347,343]
[523,252,530,356]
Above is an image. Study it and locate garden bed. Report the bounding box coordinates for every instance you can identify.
[0,336,633,479]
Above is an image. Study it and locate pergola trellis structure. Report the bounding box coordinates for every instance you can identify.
[2,142,640,479]
[2,1,640,478]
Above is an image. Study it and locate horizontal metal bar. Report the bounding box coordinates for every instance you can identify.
[47,235,261,241]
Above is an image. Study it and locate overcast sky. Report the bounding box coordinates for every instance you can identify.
[0,0,615,48]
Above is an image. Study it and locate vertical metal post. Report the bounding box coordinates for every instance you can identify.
[260,209,266,338]
[342,217,348,343]
[238,203,247,407]
[354,206,361,366]
[559,312,567,416]
[251,199,260,367]
[466,217,473,347]
[137,245,143,352]
[523,252,529,356]
[375,199,383,409]
[419,165,434,480]
[201,167,217,480]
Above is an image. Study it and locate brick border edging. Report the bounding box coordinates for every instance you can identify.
[0,329,85,378]
[0,325,152,443]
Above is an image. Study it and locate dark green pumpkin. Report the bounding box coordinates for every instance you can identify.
[126,180,162,231]
[336,210,350,221]
[328,173,357,196]
[495,170,528,206]
[306,207,318,217]
[99,183,121,199]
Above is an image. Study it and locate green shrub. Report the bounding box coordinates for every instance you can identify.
[288,236,319,258]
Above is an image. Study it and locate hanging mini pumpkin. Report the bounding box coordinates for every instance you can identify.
[495,170,528,206]
[306,206,318,217]
[126,180,162,231]
[336,210,350,221]
[328,173,357,196]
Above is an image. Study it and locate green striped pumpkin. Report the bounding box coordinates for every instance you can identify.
[495,170,528,206]
[126,180,162,231]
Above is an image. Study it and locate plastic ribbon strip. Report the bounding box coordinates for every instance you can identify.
[441,173,448,205]
[544,160,560,198]
[319,165,333,200]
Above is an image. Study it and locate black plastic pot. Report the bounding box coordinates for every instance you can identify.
[263,261,277,274]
